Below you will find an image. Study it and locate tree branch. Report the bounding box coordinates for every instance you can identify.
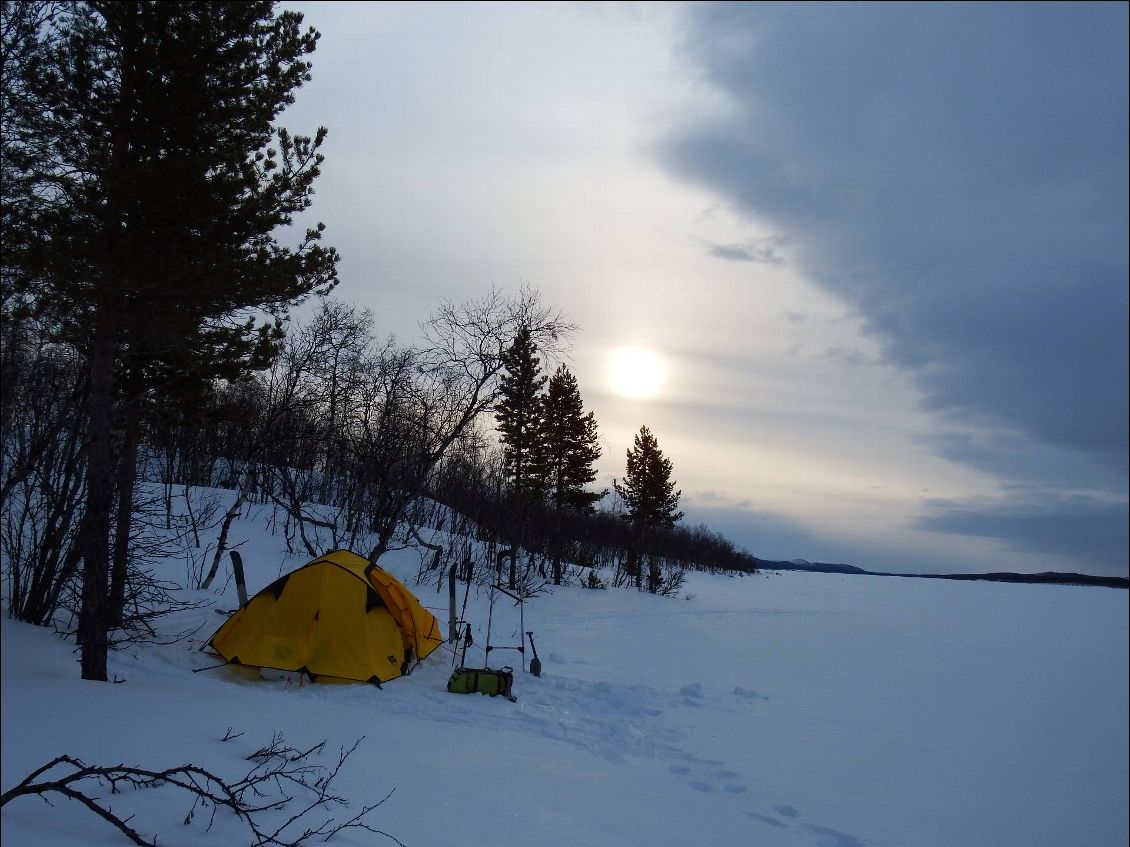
[0,733,400,847]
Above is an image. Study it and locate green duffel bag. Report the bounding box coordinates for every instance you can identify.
[447,667,515,700]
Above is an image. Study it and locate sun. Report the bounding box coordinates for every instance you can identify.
[608,346,666,399]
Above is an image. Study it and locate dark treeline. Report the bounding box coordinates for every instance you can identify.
[429,441,759,591]
[2,299,757,631]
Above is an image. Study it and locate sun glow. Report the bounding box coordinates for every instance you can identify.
[608,346,666,399]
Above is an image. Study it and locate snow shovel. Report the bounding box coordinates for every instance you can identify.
[526,631,542,677]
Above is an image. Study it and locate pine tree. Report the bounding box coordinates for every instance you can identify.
[495,324,548,500]
[3,1,339,680]
[541,365,604,584]
[542,366,602,512]
[613,425,683,590]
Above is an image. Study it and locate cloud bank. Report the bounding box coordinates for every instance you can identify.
[664,2,1128,574]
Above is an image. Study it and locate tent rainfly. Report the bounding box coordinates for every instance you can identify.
[205,549,443,684]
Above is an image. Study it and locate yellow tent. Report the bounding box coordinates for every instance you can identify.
[205,549,443,684]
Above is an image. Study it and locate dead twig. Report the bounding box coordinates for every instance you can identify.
[0,732,401,846]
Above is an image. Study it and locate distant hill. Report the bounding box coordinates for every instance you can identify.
[755,558,868,575]
[754,558,1129,589]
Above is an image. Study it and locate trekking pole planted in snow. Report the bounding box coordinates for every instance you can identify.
[484,582,496,665]
[448,563,457,643]
[526,632,541,677]
[519,583,525,672]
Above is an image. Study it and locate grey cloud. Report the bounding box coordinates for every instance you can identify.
[705,235,785,264]
[689,489,753,510]
[663,3,1128,572]
[707,242,758,262]
[919,430,1127,493]
[820,346,872,368]
[913,495,1129,577]
[665,3,1128,468]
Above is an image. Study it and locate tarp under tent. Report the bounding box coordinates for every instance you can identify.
[205,549,444,684]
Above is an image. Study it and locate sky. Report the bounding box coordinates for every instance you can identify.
[279,1,1128,578]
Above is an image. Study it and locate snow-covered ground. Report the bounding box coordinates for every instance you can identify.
[3,492,1127,847]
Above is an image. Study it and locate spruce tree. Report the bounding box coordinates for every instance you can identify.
[542,365,602,512]
[613,425,683,590]
[3,1,339,680]
[495,324,548,500]
[541,365,603,584]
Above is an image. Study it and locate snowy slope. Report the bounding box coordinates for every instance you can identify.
[2,491,1127,847]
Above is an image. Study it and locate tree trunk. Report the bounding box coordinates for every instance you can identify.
[631,523,645,590]
[551,507,563,586]
[461,548,475,583]
[79,2,137,680]
[229,550,249,606]
[108,408,139,629]
[647,555,662,594]
[367,533,391,567]
[78,303,116,681]
[201,488,246,589]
